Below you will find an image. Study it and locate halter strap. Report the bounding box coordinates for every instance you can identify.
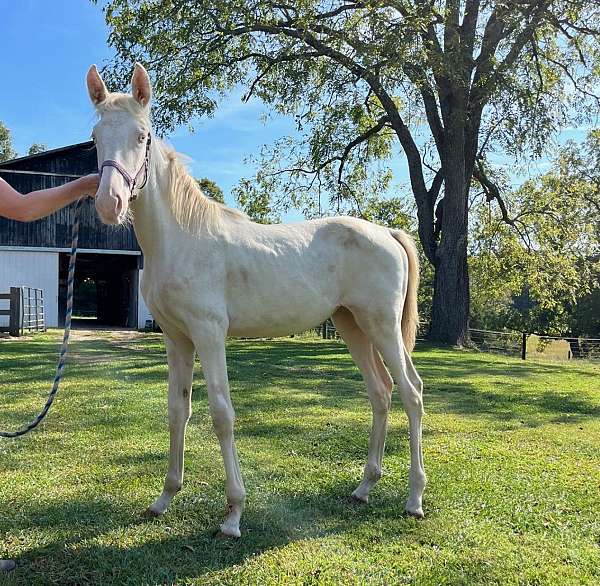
[99,135,152,202]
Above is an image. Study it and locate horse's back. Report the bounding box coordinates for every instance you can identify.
[221,216,409,337]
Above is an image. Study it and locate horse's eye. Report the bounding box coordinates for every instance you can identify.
[138,132,147,144]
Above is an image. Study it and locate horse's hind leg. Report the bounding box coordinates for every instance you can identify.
[148,332,195,516]
[332,307,393,503]
[354,313,426,518]
[403,345,426,511]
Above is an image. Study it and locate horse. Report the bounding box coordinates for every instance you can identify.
[86,63,426,538]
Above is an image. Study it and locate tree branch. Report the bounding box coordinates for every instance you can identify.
[210,15,437,259]
[471,0,552,109]
[262,116,390,185]
[336,116,391,182]
[428,169,444,205]
[241,50,322,102]
[460,0,482,55]
[473,160,513,224]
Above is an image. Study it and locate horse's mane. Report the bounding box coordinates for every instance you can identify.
[96,93,248,234]
[160,143,248,234]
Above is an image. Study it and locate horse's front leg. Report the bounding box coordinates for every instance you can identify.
[147,333,195,516]
[193,321,246,538]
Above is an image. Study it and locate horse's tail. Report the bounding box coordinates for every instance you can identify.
[390,230,420,353]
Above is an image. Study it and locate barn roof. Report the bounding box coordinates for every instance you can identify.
[0,141,94,169]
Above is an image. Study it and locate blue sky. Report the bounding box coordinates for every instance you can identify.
[0,0,295,210]
[0,1,593,213]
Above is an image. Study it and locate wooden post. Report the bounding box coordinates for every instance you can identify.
[323,321,328,339]
[521,332,527,361]
[9,287,22,337]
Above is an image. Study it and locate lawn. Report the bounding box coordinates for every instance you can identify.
[0,330,599,585]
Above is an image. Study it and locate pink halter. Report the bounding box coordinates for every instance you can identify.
[99,135,152,201]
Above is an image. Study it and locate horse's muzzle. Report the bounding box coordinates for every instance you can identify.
[95,191,125,225]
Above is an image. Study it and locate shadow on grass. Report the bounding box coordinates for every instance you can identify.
[415,350,600,424]
[4,483,418,585]
[230,342,599,426]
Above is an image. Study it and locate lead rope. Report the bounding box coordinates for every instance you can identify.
[0,198,83,439]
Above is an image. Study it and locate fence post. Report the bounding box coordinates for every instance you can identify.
[9,287,22,337]
[521,332,527,360]
[323,321,328,339]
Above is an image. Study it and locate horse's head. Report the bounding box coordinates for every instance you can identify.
[86,63,152,225]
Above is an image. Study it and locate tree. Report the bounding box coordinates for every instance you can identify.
[570,287,600,337]
[350,196,411,231]
[0,121,17,162]
[196,177,225,203]
[234,178,280,223]
[469,132,600,335]
[28,143,47,156]
[100,0,600,344]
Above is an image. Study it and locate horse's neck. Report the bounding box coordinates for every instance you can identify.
[132,144,176,261]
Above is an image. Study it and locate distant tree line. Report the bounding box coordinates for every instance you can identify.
[0,120,47,162]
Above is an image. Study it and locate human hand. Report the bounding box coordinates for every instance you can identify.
[77,173,100,197]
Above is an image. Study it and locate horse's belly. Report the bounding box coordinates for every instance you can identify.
[226,290,336,338]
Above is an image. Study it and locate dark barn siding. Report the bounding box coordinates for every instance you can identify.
[0,142,140,251]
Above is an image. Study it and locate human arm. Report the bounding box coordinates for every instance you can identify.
[0,174,99,222]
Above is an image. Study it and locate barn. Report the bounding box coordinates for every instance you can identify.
[0,142,152,330]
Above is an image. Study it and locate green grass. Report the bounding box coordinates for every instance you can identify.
[0,330,599,585]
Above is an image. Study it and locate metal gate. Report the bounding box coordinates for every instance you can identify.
[0,286,45,336]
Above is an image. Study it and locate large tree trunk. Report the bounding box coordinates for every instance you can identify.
[429,233,470,345]
[428,135,471,346]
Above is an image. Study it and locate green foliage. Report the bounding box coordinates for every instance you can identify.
[349,196,412,231]
[234,178,280,224]
[470,133,600,335]
[27,143,47,156]
[1,331,599,584]
[195,177,225,203]
[570,287,600,336]
[0,120,17,162]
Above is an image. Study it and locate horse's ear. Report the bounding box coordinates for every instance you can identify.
[87,65,108,106]
[131,63,152,107]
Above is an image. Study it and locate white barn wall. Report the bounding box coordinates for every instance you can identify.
[0,250,59,327]
[0,248,153,330]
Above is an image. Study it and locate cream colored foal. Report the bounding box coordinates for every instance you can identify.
[87,63,426,538]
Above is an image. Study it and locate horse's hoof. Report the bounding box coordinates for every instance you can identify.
[406,507,425,519]
[349,491,369,504]
[142,507,162,519]
[214,529,240,540]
